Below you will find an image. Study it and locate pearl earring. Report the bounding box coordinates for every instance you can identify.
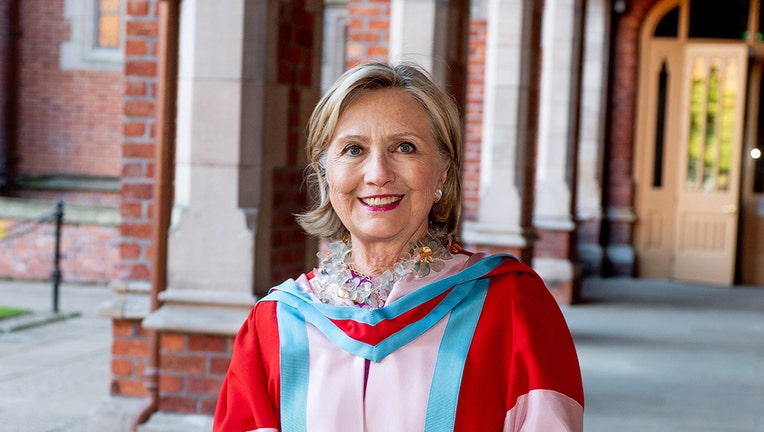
[434,189,443,203]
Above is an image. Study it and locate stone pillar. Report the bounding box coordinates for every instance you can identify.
[388,0,469,103]
[461,0,527,252]
[142,0,258,336]
[531,0,587,303]
[576,0,610,276]
[137,0,321,430]
[603,4,643,277]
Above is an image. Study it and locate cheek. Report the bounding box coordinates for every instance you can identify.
[325,167,354,199]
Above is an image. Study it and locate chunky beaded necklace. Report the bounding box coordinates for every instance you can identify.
[309,231,453,309]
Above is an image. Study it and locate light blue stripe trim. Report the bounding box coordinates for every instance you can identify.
[267,254,509,324]
[268,281,475,362]
[423,277,490,431]
[264,254,512,362]
[277,302,310,432]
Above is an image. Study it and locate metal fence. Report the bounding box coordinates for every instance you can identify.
[0,200,64,312]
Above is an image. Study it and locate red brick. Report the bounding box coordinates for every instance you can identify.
[124,121,146,137]
[188,335,228,353]
[123,143,155,158]
[113,338,149,357]
[124,101,156,117]
[114,378,148,397]
[159,396,197,414]
[120,202,144,219]
[128,264,151,280]
[159,373,184,393]
[161,333,186,352]
[209,356,232,376]
[113,320,139,337]
[186,376,224,395]
[162,354,207,374]
[120,242,142,260]
[112,358,134,376]
[127,1,150,16]
[121,162,145,179]
[125,60,157,77]
[126,21,158,37]
[120,222,153,239]
[125,80,147,96]
[200,398,218,416]
[125,39,148,56]
[121,182,153,200]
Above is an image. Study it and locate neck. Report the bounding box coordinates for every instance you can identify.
[348,242,410,276]
[349,228,430,276]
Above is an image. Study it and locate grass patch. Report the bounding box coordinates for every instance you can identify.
[0,306,30,320]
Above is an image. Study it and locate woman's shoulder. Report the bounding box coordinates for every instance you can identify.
[459,247,535,277]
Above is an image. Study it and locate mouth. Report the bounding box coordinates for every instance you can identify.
[359,195,402,208]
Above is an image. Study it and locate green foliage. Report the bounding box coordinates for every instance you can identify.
[0,306,30,320]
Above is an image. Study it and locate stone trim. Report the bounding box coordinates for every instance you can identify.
[0,197,120,226]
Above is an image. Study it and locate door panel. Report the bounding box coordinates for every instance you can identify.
[673,44,747,284]
[633,41,683,278]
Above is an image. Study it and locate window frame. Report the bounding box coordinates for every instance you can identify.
[61,0,125,71]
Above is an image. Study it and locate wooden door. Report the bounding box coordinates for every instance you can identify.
[633,41,684,278]
[673,44,748,285]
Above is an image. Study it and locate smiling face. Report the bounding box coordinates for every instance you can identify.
[325,88,448,251]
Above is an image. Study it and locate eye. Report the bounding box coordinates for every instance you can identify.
[397,142,416,153]
[343,144,363,156]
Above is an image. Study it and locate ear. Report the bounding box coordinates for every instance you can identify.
[438,165,448,189]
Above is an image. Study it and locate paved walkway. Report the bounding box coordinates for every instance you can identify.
[0,278,763,431]
[564,278,764,432]
[0,280,112,432]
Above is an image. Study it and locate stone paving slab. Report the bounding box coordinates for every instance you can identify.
[563,278,764,432]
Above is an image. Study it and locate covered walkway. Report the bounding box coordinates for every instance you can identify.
[566,278,764,431]
[0,277,762,431]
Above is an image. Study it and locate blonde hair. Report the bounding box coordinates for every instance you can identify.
[296,62,463,242]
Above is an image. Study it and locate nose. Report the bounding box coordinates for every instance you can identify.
[364,151,394,186]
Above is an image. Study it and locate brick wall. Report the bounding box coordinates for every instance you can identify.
[0,0,122,283]
[0,219,118,282]
[118,0,158,283]
[462,18,487,222]
[108,0,159,402]
[346,0,390,67]
[0,1,12,151]
[270,167,308,287]
[269,0,320,289]
[17,0,123,177]
[158,333,232,415]
[111,319,150,397]
[602,0,659,276]
[277,0,317,163]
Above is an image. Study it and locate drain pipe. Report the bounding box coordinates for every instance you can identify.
[132,0,180,430]
[1,0,21,196]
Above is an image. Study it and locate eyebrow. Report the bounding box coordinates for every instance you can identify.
[333,132,425,143]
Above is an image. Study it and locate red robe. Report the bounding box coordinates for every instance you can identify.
[214,254,584,431]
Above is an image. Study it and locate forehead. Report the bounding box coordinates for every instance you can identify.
[333,88,432,135]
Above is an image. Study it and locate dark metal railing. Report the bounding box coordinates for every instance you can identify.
[0,199,64,313]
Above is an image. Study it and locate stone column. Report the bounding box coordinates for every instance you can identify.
[389,0,469,96]
[531,0,586,302]
[461,0,527,249]
[142,0,260,336]
[576,0,610,275]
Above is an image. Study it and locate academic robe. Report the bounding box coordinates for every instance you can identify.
[213,252,584,432]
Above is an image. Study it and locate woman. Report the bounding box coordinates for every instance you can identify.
[214,62,584,431]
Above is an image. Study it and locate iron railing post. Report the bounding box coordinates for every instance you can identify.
[51,200,63,313]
